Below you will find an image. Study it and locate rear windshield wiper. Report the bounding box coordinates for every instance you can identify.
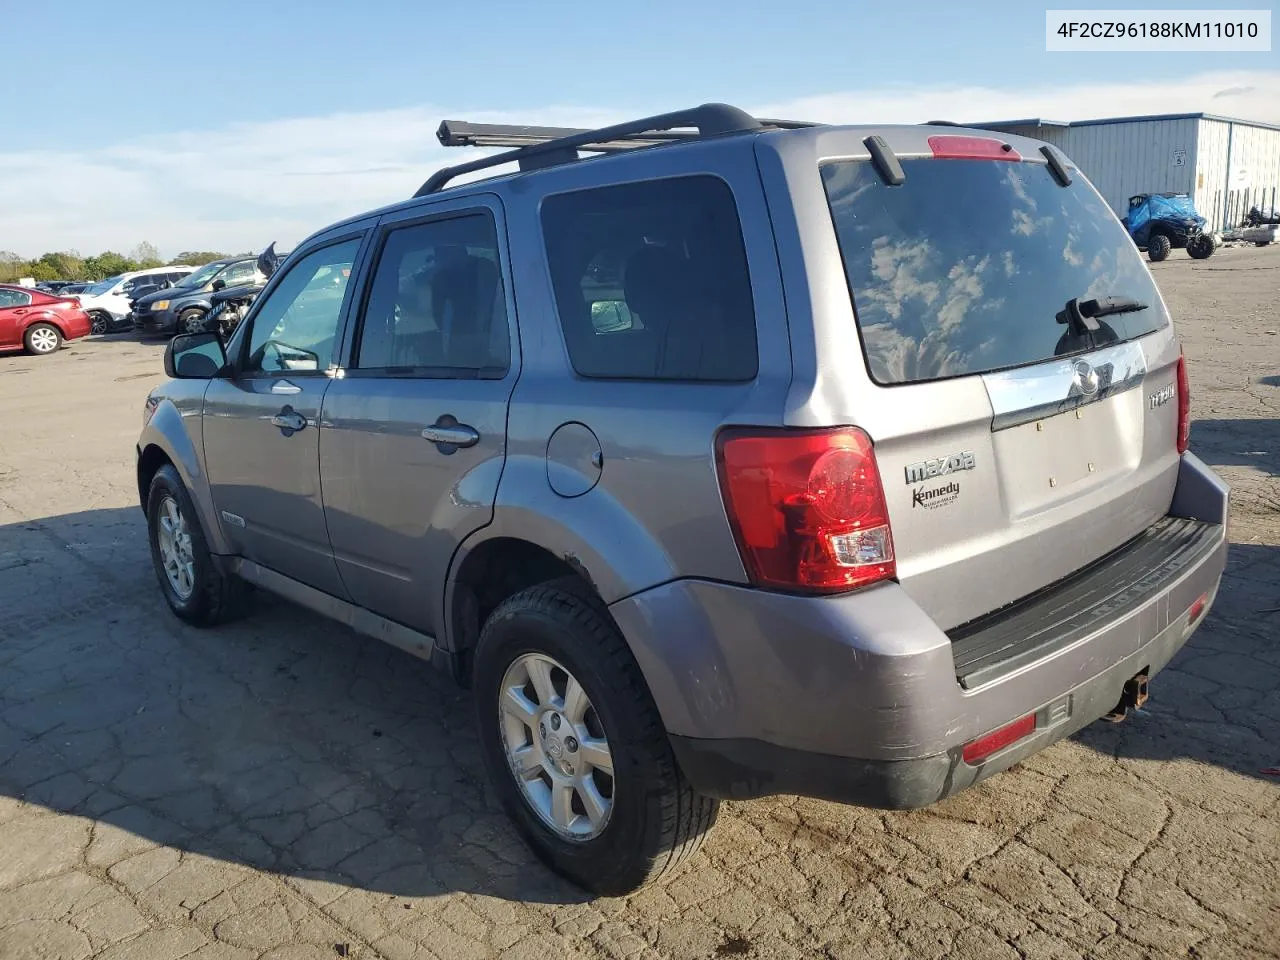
[1056,295,1149,335]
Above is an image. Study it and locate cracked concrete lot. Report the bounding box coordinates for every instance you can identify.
[1,246,1277,959]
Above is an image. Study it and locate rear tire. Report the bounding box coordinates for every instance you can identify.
[473,579,719,895]
[24,323,62,355]
[146,464,247,625]
[1147,234,1172,262]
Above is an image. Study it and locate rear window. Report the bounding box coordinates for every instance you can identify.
[822,158,1167,385]
[541,175,758,382]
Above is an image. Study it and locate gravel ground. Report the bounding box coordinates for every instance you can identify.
[0,245,1276,960]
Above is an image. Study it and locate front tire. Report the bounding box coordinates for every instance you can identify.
[24,323,62,355]
[1147,234,1172,262]
[90,311,111,335]
[1187,234,1215,259]
[473,580,719,895]
[146,464,246,625]
[179,308,207,334]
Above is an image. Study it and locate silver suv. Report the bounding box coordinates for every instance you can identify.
[137,104,1229,895]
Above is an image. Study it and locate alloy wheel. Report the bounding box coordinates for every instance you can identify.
[155,496,196,600]
[498,652,615,841]
[29,327,60,353]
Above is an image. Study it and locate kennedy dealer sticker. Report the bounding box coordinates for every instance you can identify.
[912,480,961,510]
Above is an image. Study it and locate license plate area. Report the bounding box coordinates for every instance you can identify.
[994,396,1139,520]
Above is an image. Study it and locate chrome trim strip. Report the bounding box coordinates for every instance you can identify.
[983,340,1147,431]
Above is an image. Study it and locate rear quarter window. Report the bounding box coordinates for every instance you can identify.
[541,175,758,382]
[822,158,1168,385]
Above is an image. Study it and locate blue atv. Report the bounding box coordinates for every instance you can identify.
[1121,193,1217,262]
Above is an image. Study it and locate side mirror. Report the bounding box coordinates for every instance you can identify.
[165,331,227,379]
[211,278,226,292]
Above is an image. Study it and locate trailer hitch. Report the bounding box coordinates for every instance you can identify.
[1104,670,1150,723]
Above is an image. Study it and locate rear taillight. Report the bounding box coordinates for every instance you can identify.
[715,427,895,593]
[1176,351,1191,454]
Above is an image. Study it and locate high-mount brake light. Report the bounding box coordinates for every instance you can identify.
[928,135,1022,162]
[715,427,895,593]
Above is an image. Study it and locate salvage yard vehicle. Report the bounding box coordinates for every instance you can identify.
[1122,193,1217,262]
[132,257,264,336]
[75,266,196,333]
[137,105,1229,895]
[202,243,285,338]
[0,283,92,355]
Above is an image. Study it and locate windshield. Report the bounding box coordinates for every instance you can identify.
[822,158,1167,385]
[174,262,225,289]
[82,275,123,297]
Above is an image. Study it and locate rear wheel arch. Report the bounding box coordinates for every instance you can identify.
[447,536,599,683]
[25,312,68,337]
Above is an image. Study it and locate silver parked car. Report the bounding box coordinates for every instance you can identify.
[137,104,1228,894]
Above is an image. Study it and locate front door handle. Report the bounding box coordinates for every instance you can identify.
[270,408,308,434]
[422,417,480,450]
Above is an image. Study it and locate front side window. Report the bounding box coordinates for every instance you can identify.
[541,175,758,382]
[179,263,223,289]
[355,213,510,377]
[242,239,360,375]
[822,158,1168,385]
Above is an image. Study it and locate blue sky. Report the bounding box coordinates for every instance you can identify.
[3,0,1276,256]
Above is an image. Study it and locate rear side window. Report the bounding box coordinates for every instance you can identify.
[541,175,758,381]
[822,159,1167,385]
[223,262,259,286]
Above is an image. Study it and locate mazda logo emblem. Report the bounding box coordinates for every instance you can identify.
[1073,360,1100,396]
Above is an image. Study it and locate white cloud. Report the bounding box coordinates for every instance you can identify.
[757,69,1280,126]
[2,71,1277,258]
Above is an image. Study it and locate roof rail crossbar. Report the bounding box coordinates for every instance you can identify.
[755,117,821,129]
[438,121,701,150]
[414,102,763,197]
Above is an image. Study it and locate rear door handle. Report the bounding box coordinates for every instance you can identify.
[270,409,308,433]
[422,419,479,449]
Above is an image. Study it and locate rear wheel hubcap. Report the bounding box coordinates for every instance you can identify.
[30,328,58,352]
[499,652,615,841]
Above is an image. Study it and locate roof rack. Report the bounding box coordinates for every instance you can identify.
[414,102,816,197]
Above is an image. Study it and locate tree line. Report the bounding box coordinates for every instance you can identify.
[0,244,234,284]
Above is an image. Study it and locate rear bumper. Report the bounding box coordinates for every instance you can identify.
[60,313,92,339]
[611,453,1229,808]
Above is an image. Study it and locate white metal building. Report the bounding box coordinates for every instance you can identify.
[973,113,1280,232]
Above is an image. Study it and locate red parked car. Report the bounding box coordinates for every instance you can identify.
[0,284,93,356]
